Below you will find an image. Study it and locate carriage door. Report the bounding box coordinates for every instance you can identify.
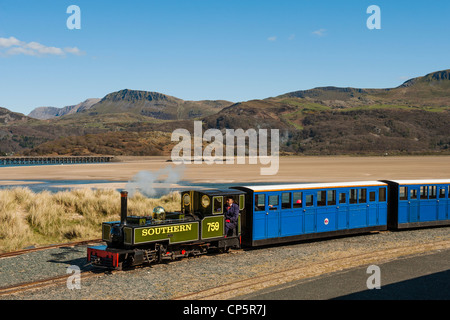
[437,186,447,220]
[303,191,316,233]
[367,187,378,226]
[337,190,349,230]
[253,193,267,240]
[253,192,280,240]
[266,193,280,239]
[408,186,419,223]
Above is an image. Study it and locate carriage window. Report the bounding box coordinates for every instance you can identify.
[429,186,437,199]
[317,190,326,206]
[420,186,428,199]
[268,195,278,210]
[439,188,446,199]
[282,193,291,209]
[350,189,358,204]
[327,190,336,206]
[339,193,346,204]
[379,188,386,202]
[410,189,417,200]
[305,194,314,207]
[213,196,223,214]
[359,189,367,203]
[293,192,302,208]
[255,194,265,211]
[369,191,376,202]
[399,187,408,201]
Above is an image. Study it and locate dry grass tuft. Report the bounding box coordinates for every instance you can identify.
[0,188,181,253]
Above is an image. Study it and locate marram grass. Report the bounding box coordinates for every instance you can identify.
[0,187,180,253]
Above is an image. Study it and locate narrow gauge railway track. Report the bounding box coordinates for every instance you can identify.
[0,270,104,296]
[0,251,209,297]
[0,243,234,297]
[0,239,103,259]
[172,240,450,300]
[1,238,448,298]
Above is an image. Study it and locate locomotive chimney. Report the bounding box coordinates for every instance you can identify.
[120,191,128,225]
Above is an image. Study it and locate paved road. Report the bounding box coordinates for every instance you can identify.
[237,248,450,300]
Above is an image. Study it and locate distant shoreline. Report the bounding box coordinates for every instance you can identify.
[0,156,449,186]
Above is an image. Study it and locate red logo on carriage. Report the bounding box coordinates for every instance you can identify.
[324,218,329,225]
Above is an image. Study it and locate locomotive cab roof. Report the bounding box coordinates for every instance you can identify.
[194,189,246,196]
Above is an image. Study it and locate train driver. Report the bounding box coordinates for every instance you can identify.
[225,196,239,237]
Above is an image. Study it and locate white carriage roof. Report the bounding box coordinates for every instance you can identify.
[239,181,387,192]
[387,179,450,185]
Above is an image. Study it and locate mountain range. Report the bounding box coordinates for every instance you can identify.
[1,69,449,156]
[28,99,101,120]
[27,90,232,121]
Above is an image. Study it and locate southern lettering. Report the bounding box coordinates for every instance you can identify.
[141,224,192,237]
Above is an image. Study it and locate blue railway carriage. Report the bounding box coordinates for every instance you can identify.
[234,181,388,247]
[382,179,450,230]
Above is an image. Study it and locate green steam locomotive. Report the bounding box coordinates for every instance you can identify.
[87,189,244,270]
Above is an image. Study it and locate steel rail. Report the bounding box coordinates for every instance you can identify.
[0,271,103,296]
[0,239,103,259]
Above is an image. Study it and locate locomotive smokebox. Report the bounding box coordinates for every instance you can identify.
[120,190,128,225]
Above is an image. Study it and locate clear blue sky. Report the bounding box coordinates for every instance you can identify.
[0,0,449,115]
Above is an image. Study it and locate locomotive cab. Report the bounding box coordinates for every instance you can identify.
[181,189,246,219]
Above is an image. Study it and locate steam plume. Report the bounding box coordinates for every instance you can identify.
[125,164,186,198]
